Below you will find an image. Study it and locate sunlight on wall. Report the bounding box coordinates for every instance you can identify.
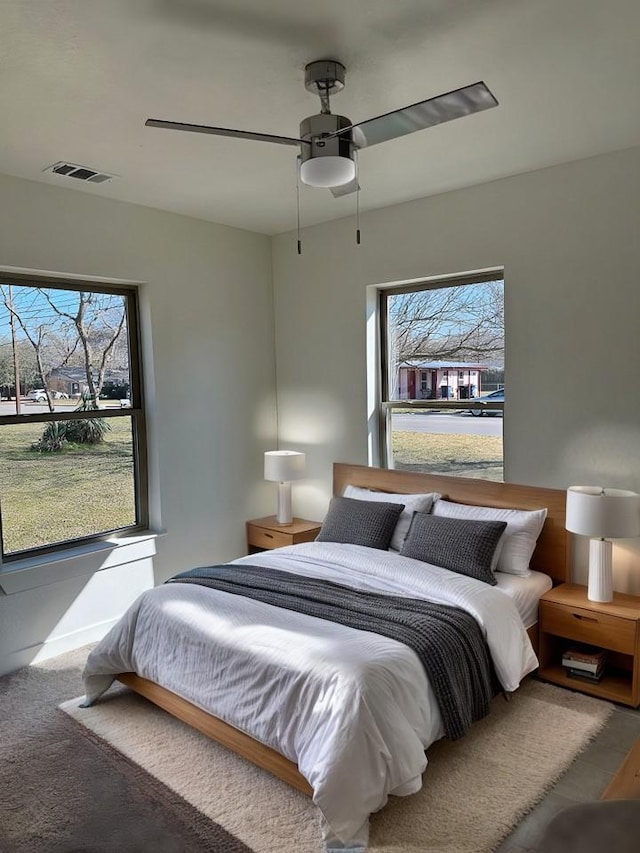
[278,391,347,446]
[292,482,330,521]
[30,552,156,665]
[611,542,640,596]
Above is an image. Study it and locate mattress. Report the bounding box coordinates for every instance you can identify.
[494,569,553,629]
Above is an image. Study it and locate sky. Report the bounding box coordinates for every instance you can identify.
[0,284,126,343]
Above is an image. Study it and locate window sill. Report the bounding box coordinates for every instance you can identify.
[0,531,165,595]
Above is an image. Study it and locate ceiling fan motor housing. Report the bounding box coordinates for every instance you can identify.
[299,113,355,187]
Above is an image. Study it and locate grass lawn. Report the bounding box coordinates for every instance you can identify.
[392,431,504,480]
[0,417,136,555]
[0,419,501,555]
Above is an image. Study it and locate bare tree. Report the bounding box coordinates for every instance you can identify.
[40,290,126,405]
[1,286,128,409]
[0,338,13,390]
[0,287,58,410]
[388,281,504,365]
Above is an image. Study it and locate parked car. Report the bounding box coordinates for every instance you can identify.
[26,389,47,402]
[470,388,504,417]
[53,391,69,399]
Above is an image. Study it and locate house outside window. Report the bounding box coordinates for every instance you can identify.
[0,276,147,560]
[379,273,504,481]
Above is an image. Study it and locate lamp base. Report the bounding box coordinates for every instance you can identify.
[276,482,293,525]
[587,538,613,602]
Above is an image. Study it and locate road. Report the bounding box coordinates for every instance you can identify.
[392,411,502,436]
[0,400,126,415]
[1,404,500,436]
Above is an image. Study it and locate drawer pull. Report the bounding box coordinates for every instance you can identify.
[264,532,274,539]
[573,613,598,623]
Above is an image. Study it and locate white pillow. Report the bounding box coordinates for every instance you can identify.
[431,499,547,577]
[343,485,440,552]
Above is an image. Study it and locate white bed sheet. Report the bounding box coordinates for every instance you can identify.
[494,569,553,628]
[83,541,539,850]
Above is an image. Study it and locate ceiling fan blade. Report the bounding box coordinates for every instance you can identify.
[330,178,360,198]
[145,119,306,148]
[336,82,498,149]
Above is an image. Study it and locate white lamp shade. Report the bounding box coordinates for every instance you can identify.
[566,486,640,539]
[299,155,356,188]
[264,450,306,483]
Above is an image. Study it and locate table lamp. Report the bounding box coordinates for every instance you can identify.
[264,450,306,525]
[566,486,640,602]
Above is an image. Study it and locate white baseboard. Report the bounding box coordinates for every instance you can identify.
[1,617,119,676]
[31,617,119,663]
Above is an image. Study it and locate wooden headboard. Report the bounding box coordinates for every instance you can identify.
[333,463,571,584]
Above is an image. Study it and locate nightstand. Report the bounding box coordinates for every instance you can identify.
[538,583,640,707]
[246,516,321,554]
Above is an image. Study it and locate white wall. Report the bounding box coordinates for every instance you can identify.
[272,146,640,593]
[0,173,277,675]
[2,146,639,675]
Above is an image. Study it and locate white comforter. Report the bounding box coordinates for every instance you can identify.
[83,542,538,849]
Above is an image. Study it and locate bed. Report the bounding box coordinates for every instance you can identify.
[82,463,571,850]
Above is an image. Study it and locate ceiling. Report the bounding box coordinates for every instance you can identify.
[1,0,639,236]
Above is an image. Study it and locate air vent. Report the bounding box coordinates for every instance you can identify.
[44,162,118,184]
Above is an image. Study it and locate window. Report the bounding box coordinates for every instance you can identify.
[0,276,147,561]
[379,274,504,481]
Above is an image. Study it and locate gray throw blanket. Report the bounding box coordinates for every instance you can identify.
[168,564,495,740]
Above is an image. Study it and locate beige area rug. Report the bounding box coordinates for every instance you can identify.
[61,679,613,853]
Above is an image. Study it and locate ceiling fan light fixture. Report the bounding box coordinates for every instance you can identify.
[299,154,356,188]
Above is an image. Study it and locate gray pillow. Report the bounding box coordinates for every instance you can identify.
[400,513,507,585]
[317,496,405,551]
[343,485,440,551]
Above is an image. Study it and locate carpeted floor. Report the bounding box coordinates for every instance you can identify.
[58,655,613,853]
[0,644,615,853]
[0,647,254,853]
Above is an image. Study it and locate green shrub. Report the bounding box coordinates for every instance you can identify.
[30,421,67,453]
[65,416,110,445]
[66,392,111,444]
[30,392,111,452]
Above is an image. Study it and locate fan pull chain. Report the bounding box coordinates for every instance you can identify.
[355,150,361,245]
[296,159,302,255]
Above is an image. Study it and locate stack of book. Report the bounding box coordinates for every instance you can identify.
[562,646,607,683]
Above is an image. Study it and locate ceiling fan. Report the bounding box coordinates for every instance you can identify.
[146,60,498,198]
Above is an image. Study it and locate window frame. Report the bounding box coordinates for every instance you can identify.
[378,271,505,470]
[0,272,148,562]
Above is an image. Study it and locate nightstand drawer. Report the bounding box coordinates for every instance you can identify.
[247,525,293,550]
[542,602,636,654]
